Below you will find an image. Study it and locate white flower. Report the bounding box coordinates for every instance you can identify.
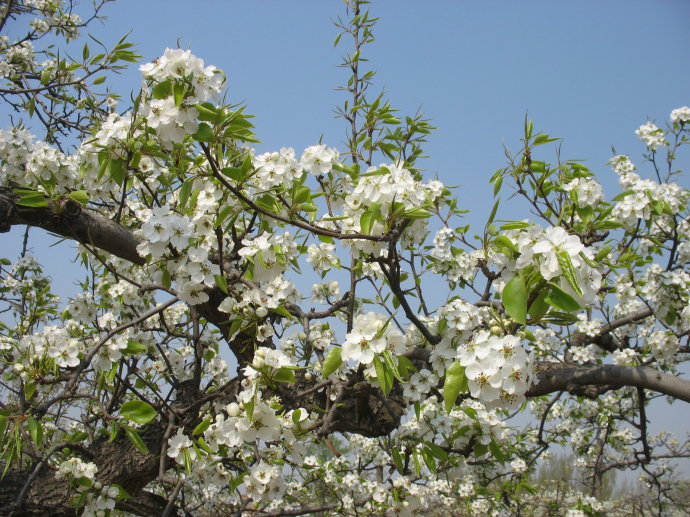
[510,458,528,474]
[531,226,584,280]
[177,281,209,305]
[562,177,604,208]
[300,144,339,176]
[670,106,690,124]
[635,122,667,151]
[167,428,195,463]
[341,312,397,365]
[307,243,340,272]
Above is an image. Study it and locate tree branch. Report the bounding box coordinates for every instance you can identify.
[0,188,144,265]
[527,363,690,403]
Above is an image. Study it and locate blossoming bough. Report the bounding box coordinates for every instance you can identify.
[0,1,689,516]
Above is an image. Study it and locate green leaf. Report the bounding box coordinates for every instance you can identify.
[533,133,559,146]
[392,448,404,474]
[593,220,624,230]
[545,284,580,312]
[23,382,36,401]
[161,268,172,289]
[196,436,213,454]
[124,426,149,454]
[214,274,228,294]
[26,417,43,447]
[178,179,193,210]
[443,361,468,413]
[271,305,295,321]
[373,355,393,395]
[528,288,550,320]
[152,80,172,100]
[220,167,246,181]
[183,448,193,473]
[293,185,311,204]
[494,235,519,254]
[193,122,215,142]
[424,441,448,461]
[67,190,89,206]
[321,347,342,379]
[500,221,531,231]
[120,400,157,425]
[360,208,376,234]
[193,419,211,436]
[594,246,612,261]
[403,207,432,219]
[82,43,89,61]
[502,275,528,325]
[0,415,8,440]
[487,198,500,226]
[474,441,488,457]
[493,175,503,197]
[421,447,437,473]
[489,438,505,464]
[556,251,582,297]
[16,192,48,207]
[396,355,416,380]
[109,421,119,442]
[382,350,404,382]
[92,76,106,85]
[109,157,126,185]
[195,102,219,122]
[273,367,296,383]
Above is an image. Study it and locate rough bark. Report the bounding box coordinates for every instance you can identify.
[0,187,144,265]
[527,362,690,403]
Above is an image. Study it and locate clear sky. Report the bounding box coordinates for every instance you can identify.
[3,0,690,476]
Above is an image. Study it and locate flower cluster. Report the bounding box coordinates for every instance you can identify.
[562,176,604,208]
[457,331,532,409]
[635,122,667,151]
[670,106,690,125]
[340,164,445,256]
[430,227,478,283]
[139,48,225,146]
[493,224,602,305]
[341,312,404,365]
[609,155,688,229]
[252,144,339,190]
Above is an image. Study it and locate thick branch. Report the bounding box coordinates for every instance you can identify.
[0,188,144,265]
[527,363,690,403]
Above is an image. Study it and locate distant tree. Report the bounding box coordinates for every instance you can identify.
[0,1,689,516]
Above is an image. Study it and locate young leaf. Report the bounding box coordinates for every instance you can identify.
[193,122,215,142]
[556,251,583,297]
[16,192,48,207]
[26,417,43,447]
[392,448,405,474]
[120,400,157,425]
[67,190,89,206]
[360,208,375,234]
[193,419,211,436]
[373,355,393,395]
[321,347,342,379]
[545,283,580,312]
[443,361,468,413]
[124,426,149,454]
[23,382,36,401]
[214,274,229,294]
[274,367,296,383]
[502,275,528,325]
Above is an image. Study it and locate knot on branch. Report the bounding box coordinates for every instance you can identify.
[0,187,16,232]
[60,197,82,219]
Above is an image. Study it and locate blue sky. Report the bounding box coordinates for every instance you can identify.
[3,0,690,474]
